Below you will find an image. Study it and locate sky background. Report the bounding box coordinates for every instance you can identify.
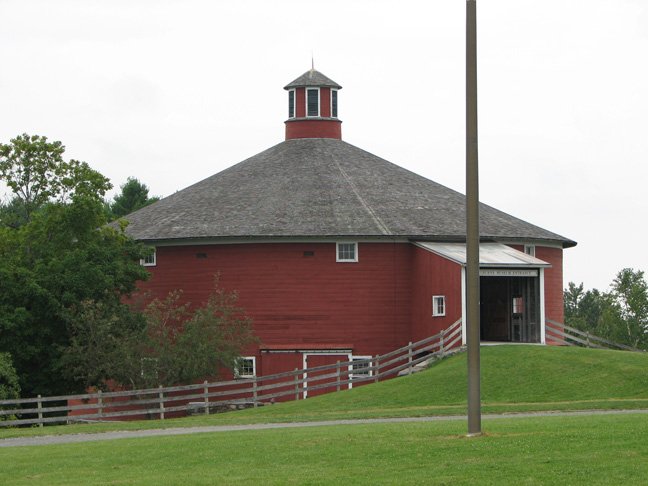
[1,0,646,291]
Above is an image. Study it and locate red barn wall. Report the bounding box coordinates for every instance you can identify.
[295,88,305,118]
[320,87,331,117]
[139,242,413,375]
[285,119,342,140]
[536,246,564,324]
[410,246,463,343]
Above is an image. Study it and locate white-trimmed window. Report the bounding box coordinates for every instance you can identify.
[336,242,358,262]
[306,88,319,117]
[350,356,372,380]
[331,89,338,118]
[288,89,295,118]
[432,295,446,317]
[140,249,156,267]
[235,357,256,378]
[524,244,536,257]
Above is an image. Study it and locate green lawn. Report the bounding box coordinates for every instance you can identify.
[2,345,648,439]
[2,413,648,485]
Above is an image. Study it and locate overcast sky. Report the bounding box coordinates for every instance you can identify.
[1,0,646,291]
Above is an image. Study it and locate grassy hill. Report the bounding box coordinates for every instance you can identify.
[1,345,647,438]
[3,346,648,485]
[229,344,648,423]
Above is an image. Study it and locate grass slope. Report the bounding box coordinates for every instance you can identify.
[2,345,647,438]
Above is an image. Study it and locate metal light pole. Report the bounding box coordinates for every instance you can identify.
[466,0,482,436]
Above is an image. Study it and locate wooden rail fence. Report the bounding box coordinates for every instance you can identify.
[545,319,644,352]
[0,319,463,427]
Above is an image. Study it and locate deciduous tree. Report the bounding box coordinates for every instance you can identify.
[0,134,149,397]
[565,268,648,350]
[61,279,258,390]
[109,177,159,219]
[0,133,111,221]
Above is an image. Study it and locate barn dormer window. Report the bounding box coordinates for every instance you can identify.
[288,89,295,118]
[307,88,319,117]
[331,89,338,118]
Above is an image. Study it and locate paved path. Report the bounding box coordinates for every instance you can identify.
[2,409,648,448]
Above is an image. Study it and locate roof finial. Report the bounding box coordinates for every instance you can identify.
[311,51,315,72]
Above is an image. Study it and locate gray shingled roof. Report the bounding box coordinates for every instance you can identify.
[121,138,576,248]
[284,69,342,90]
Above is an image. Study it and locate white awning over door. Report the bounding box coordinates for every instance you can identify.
[413,242,551,268]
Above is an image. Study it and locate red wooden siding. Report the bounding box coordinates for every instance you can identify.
[285,119,342,139]
[320,87,331,117]
[535,246,564,324]
[410,246,463,342]
[258,352,303,402]
[295,87,305,118]
[139,242,412,359]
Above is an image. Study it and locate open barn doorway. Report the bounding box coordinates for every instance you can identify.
[480,274,540,343]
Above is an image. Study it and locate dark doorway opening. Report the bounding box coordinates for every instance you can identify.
[480,275,540,343]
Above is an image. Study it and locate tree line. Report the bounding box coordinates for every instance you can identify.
[565,269,648,350]
[0,133,256,401]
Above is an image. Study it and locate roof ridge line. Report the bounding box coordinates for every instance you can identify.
[330,151,392,236]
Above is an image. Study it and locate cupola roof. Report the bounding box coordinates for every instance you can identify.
[284,69,342,90]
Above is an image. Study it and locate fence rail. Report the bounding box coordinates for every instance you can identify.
[545,319,644,352]
[0,319,463,428]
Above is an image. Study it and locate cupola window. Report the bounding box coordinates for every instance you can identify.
[288,89,295,118]
[331,89,338,118]
[307,88,319,117]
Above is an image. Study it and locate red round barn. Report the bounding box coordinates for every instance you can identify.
[123,68,576,397]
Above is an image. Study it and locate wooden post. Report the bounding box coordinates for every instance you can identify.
[407,342,413,375]
[374,356,380,383]
[294,368,300,401]
[440,329,446,358]
[336,361,341,391]
[203,380,209,415]
[37,395,43,428]
[158,385,165,420]
[253,376,258,407]
[97,390,103,418]
[466,0,482,436]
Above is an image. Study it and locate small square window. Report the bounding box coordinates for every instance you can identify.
[350,356,372,380]
[336,242,358,262]
[307,88,319,117]
[524,245,536,257]
[432,296,446,317]
[140,249,156,266]
[235,357,256,378]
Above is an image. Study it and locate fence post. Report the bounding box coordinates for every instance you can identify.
[407,342,413,375]
[336,361,341,391]
[374,356,380,383]
[586,332,591,348]
[37,395,43,428]
[97,390,103,418]
[440,329,446,358]
[158,385,165,420]
[203,380,209,415]
[294,368,300,401]
[253,376,258,407]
